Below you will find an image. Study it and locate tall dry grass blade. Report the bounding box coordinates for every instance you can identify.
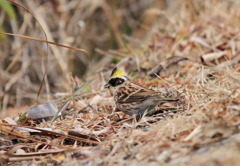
[6,0,50,100]
[37,70,45,101]
[0,32,90,56]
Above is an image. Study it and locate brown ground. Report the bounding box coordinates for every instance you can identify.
[1,0,240,165]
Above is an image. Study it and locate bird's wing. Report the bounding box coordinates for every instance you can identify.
[116,82,178,103]
[117,87,167,103]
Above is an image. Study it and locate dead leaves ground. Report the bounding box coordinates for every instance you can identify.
[1,0,240,166]
[1,63,240,166]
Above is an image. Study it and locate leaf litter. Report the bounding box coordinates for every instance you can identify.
[1,0,240,165]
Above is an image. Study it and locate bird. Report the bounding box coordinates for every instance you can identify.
[104,67,179,119]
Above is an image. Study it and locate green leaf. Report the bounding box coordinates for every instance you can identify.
[18,112,27,121]
[0,0,16,20]
[0,24,6,40]
[73,80,91,96]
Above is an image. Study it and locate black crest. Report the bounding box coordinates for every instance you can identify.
[110,67,117,77]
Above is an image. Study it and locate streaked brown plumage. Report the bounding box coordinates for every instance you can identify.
[105,68,178,118]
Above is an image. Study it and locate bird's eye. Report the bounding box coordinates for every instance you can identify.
[117,80,123,84]
[108,79,115,86]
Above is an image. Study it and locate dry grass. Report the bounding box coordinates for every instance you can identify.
[1,0,240,165]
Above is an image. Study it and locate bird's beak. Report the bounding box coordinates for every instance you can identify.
[104,83,110,88]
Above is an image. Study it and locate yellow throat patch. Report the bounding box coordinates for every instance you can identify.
[111,67,125,78]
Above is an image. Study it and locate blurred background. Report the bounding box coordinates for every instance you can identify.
[0,0,239,114]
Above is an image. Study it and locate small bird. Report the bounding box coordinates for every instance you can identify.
[105,67,179,118]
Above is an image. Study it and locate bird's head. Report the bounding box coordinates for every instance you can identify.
[104,67,128,89]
